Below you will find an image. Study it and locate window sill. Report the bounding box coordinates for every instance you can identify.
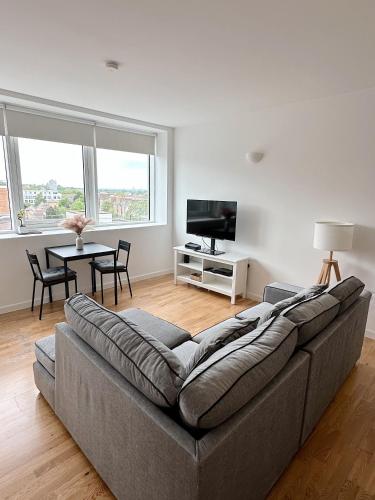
[0,221,167,240]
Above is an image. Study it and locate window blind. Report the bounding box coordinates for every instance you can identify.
[95,126,155,155]
[6,109,95,146]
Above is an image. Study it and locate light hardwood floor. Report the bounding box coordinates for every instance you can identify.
[0,274,374,499]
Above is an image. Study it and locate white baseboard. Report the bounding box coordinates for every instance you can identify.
[365,329,375,340]
[129,268,173,283]
[0,268,173,315]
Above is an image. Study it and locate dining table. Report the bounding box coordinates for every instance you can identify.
[44,242,118,304]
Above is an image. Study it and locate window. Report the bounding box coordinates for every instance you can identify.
[0,105,162,233]
[96,148,151,224]
[18,138,85,226]
[0,138,11,230]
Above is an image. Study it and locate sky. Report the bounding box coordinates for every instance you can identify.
[15,138,149,190]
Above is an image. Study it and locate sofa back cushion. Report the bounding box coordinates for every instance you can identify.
[235,301,274,321]
[282,293,340,346]
[178,316,297,429]
[64,293,186,408]
[186,317,257,374]
[326,276,365,314]
[259,284,328,325]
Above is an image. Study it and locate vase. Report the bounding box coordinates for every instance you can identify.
[76,234,84,250]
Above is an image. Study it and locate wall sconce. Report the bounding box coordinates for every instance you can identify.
[245,152,264,164]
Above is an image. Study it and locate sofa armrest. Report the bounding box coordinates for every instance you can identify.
[263,282,304,304]
[55,324,199,500]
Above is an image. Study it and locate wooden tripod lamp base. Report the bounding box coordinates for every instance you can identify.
[317,251,342,285]
[314,221,354,286]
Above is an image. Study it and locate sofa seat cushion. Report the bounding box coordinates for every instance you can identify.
[235,301,274,321]
[35,334,55,377]
[258,284,328,325]
[172,341,199,366]
[65,293,186,408]
[178,316,298,429]
[187,318,258,373]
[282,293,340,346]
[118,308,191,348]
[326,276,365,314]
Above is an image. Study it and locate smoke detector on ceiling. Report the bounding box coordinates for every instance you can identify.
[105,61,119,72]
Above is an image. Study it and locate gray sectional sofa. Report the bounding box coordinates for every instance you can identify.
[33,277,371,500]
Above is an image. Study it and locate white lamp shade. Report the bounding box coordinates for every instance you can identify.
[313,221,354,251]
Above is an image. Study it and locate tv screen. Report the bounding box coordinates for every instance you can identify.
[186,199,237,241]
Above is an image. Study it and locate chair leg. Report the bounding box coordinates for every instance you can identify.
[118,272,123,291]
[48,286,53,303]
[39,285,45,320]
[91,266,95,295]
[126,271,133,298]
[93,268,97,293]
[101,273,104,304]
[31,279,36,311]
[74,277,78,293]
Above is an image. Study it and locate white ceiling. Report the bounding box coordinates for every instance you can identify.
[1,0,375,127]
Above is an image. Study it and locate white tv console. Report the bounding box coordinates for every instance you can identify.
[173,245,250,304]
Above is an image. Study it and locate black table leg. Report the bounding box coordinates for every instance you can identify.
[64,260,69,299]
[45,249,50,268]
[113,251,118,305]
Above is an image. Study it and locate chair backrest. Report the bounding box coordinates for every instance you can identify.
[26,250,43,280]
[118,240,131,267]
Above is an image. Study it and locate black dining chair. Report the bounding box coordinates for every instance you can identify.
[89,240,132,304]
[26,250,77,320]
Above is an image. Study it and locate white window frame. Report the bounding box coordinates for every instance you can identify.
[12,137,87,229]
[3,136,23,231]
[0,137,15,232]
[82,145,98,222]
[0,104,168,234]
[94,147,155,227]
[1,138,157,232]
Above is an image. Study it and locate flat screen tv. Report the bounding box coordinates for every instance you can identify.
[186,199,237,255]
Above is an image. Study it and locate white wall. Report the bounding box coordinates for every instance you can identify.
[174,88,375,335]
[0,224,173,313]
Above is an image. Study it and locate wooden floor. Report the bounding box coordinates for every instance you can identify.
[0,274,374,499]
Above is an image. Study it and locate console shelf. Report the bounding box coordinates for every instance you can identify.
[177,261,202,272]
[173,245,249,304]
[203,269,233,280]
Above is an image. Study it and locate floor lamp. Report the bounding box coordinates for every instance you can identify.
[313,221,354,285]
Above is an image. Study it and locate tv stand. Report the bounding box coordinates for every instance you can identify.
[173,245,250,304]
[197,239,224,256]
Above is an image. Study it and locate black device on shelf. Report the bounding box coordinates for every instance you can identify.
[186,199,237,256]
[204,267,233,277]
[185,242,201,251]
